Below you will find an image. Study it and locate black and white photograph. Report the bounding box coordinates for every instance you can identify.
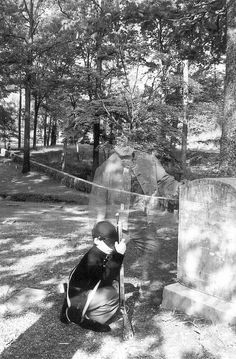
[0,1,235,358]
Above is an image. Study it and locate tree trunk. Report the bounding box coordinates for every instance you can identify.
[50,119,57,146]
[61,139,67,171]
[47,116,52,146]
[181,59,189,178]
[92,34,103,175]
[22,77,31,174]
[220,0,236,175]
[43,113,47,146]
[33,95,40,150]
[93,121,100,173]
[18,81,22,149]
[22,0,34,173]
[170,63,182,150]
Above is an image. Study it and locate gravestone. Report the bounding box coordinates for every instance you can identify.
[161,178,236,324]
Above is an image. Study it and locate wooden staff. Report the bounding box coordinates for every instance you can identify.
[116,211,134,340]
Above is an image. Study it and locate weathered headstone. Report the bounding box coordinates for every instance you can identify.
[161,178,236,324]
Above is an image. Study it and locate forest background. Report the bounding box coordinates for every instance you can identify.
[0,0,235,180]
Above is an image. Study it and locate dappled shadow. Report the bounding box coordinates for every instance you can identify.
[0,199,170,358]
[0,159,89,204]
[181,350,221,359]
[0,160,52,191]
[0,201,92,304]
[1,294,105,359]
[1,291,167,359]
[0,197,226,358]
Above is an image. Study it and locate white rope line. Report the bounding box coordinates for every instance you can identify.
[13,153,179,202]
[90,182,178,201]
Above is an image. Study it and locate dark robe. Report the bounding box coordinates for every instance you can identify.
[65,246,124,324]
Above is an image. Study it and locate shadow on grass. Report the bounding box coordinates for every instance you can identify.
[0,202,92,301]
[0,201,167,358]
[181,350,221,359]
[1,295,104,359]
[1,200,221,359]
[1,290,166,359]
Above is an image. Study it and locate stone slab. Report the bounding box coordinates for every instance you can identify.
[161,283,236,325]
[178,178,236,302]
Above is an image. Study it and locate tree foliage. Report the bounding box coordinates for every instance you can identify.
[0,104,16,146]
[0,0,227,175]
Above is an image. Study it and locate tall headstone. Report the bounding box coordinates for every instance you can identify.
[161,178,236,324]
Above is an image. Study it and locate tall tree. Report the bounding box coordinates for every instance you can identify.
[57,0,123,172]
[0,0,69,171]
[22,0,34,173]
[220,0,236,174]
[18,77,23,149]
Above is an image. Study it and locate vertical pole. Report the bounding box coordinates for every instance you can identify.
[116,209,125,307]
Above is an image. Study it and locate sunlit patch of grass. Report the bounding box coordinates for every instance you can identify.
[0,312,41,355]
[0,285,16,302]
[12,236,63,251]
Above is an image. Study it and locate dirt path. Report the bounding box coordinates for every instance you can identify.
[1,199,236,359]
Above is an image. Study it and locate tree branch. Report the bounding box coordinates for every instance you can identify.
[57,0,73,19]
[23,0,30,18]
[2,32,27,43]
[99,98,120,127]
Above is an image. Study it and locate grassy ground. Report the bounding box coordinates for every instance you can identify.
[1,146,236,358]
[1,200,236,359]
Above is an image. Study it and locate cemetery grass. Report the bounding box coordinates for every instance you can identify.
[1,148,236,358]
[1,202,236,359]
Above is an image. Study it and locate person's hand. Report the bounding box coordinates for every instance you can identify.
[112,280,119,292]
[115,239,126,255]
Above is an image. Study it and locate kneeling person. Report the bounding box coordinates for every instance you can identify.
[60,220,126,332]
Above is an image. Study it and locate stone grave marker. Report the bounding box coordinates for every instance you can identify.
[161,178,236,324]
